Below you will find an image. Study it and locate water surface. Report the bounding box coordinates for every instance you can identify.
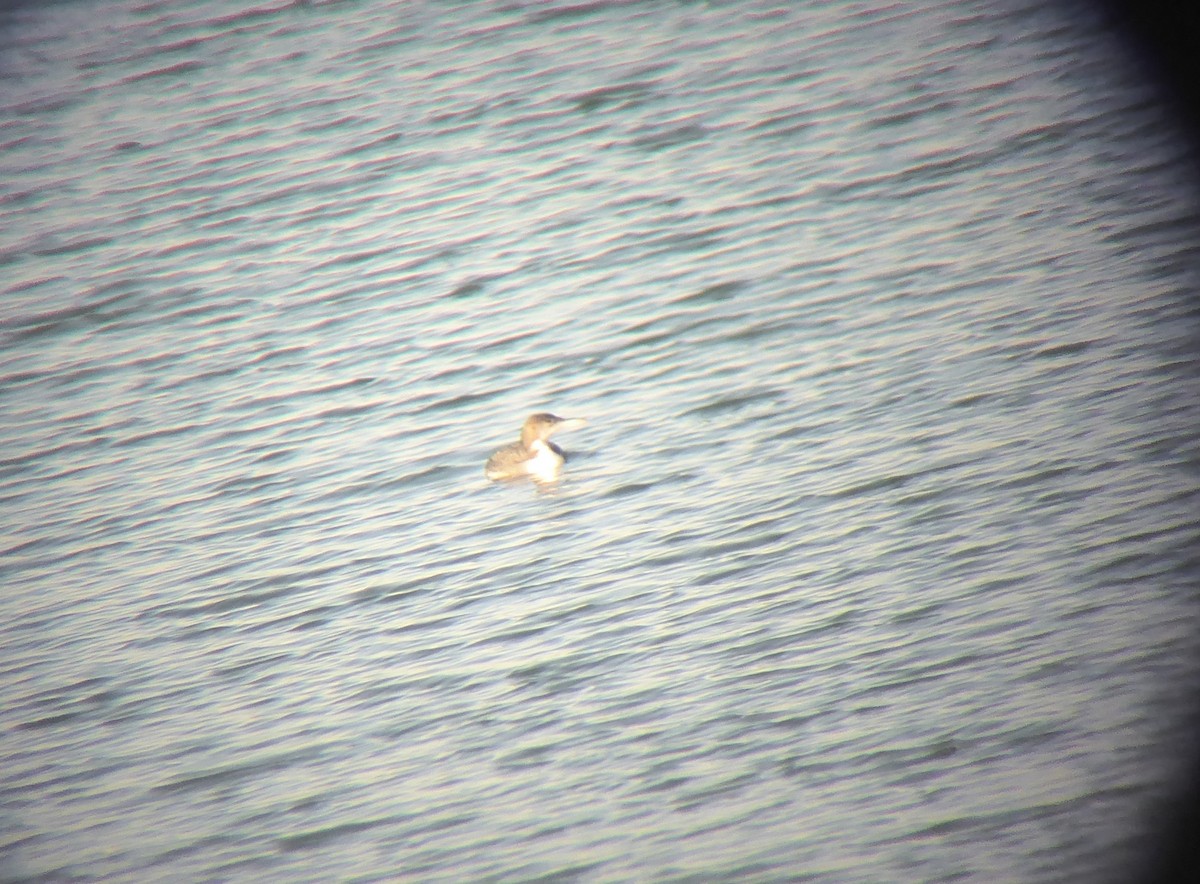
[2,0,1199,880]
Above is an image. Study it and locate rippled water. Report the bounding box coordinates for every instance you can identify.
[3,0,1200,880]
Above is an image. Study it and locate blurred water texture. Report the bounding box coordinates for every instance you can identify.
[2,0,1199,880]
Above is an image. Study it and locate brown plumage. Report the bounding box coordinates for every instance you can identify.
[484,413,587,482]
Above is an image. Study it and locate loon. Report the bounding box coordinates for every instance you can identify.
[485,413,587,482]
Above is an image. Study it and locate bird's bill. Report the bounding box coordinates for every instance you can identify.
[553,417,587,433]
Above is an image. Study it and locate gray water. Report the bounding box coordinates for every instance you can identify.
[3,0,1200,880]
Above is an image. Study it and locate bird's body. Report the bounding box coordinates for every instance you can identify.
[485,413,587,482]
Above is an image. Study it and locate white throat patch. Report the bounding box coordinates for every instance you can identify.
[525,439,564,482]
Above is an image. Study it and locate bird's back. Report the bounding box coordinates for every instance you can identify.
[484,440,530,480]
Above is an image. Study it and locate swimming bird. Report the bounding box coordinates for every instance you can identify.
[485,413,587,482]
